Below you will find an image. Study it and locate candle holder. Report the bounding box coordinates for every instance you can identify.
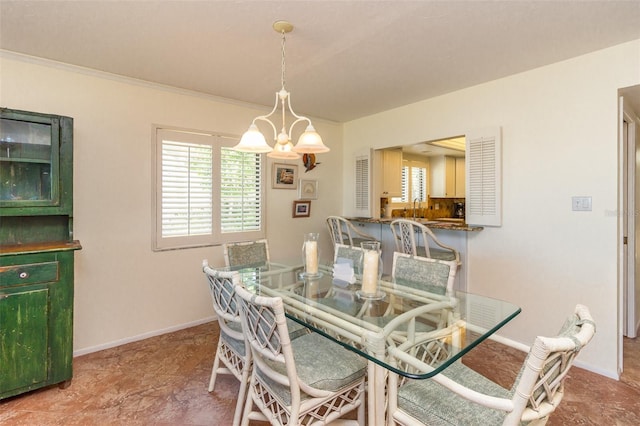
[298,270,324,299]
[356,241,386,300]
[301,232,321,279]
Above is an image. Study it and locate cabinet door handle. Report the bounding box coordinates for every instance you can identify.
[19,271,29,279]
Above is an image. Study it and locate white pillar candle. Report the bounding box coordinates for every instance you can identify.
[361,249,379,294]
[305,241,318,274]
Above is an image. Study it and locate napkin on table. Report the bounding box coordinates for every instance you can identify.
[332,258,356,287]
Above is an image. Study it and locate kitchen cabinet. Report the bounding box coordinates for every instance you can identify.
[430,155,466,198]
[0,108,80,399]
[430,156,455,197]
[455,157,465,197]
[377,149,402,197]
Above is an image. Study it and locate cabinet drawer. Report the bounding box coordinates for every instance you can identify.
[0,262,59,288]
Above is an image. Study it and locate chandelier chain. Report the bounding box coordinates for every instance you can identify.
[280,30,286,90]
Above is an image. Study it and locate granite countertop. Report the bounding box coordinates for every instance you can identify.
[347,217,483,232]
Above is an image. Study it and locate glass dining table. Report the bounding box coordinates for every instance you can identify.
[223,260,521,426]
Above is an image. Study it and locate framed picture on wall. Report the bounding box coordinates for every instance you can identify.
[298,179,318,199]
[292,200,311,218]
[272,163,298,189]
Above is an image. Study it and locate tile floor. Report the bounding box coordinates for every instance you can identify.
[1,322,639,425]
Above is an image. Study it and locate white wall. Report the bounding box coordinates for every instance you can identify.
[0,52,344,353]
[343,40,640,378]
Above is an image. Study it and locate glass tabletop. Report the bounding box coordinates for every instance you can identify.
[222,260,521,379]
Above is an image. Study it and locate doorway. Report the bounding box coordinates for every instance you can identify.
[620,85,640,379]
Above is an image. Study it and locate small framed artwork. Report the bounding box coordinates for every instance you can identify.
[292,200,311,218]
[299,179,318,200]
[272,163,298,189]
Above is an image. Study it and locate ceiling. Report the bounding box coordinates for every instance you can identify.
[1,1,639,123]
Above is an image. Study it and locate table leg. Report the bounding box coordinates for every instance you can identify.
[366,361,387,426]
[367,362,376,425]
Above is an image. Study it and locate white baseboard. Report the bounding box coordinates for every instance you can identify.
[73,316,216,357]
[573,360,619,380]
[489,333,620,380]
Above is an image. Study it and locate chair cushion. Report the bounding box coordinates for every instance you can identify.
[227,242,268,267]
[258,332,366,406]
[416,246,457,261]
[397,361,511,425]
[286,318,309,340]
[394,256,452,295]
[352,237,378,248]
[220,321,246,356]
[292,333,366,390]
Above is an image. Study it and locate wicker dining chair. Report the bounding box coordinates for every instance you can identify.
[390,219,459,263]
[326,216,378,249]
[202,260,307,426]
[234,284,367,426]
[202,260,250,426]
[387,304,596,426]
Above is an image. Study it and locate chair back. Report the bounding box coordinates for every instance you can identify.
[509,304,596,424]
[390,219,459,263]
[202,260,245,345]
[326,216,377,248]
[224,239,270,268]
[392,252,457,295]
[234,285,303,411]
[327,216,350,246]
[235,282,367,425]
[334,243,364,265]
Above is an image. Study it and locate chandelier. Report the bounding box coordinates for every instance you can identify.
[232,21,330,159]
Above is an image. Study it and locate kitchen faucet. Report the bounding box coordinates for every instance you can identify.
[413,198,421,218]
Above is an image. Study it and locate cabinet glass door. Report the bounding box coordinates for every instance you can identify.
[0,117,59,204]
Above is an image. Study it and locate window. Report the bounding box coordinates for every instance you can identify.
[154,128,264,250]
[392,161,428,203]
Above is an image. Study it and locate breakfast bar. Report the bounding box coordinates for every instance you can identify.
[346,217,483,292]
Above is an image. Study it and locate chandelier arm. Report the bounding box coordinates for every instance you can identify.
[285,93,313,136]
[250,92,281,141]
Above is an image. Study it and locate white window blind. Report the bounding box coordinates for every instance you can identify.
[161,141,213,237]
[355,150,372,216]
[411,166,427,201]
[393,162,427,203]
[465,127,502,226]
[220,148,262,233]
[154,128,265,250]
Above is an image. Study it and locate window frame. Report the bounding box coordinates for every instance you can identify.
[152,126,265,251]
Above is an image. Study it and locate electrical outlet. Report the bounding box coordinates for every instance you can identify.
[572,196,592,211]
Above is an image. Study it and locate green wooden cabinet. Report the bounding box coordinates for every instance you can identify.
[0,108,80,399]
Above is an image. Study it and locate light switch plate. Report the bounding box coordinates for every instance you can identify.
[572,196,592,211]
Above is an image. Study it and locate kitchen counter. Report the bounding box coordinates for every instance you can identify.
[347,217,483,232]
[346,217,481,291]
